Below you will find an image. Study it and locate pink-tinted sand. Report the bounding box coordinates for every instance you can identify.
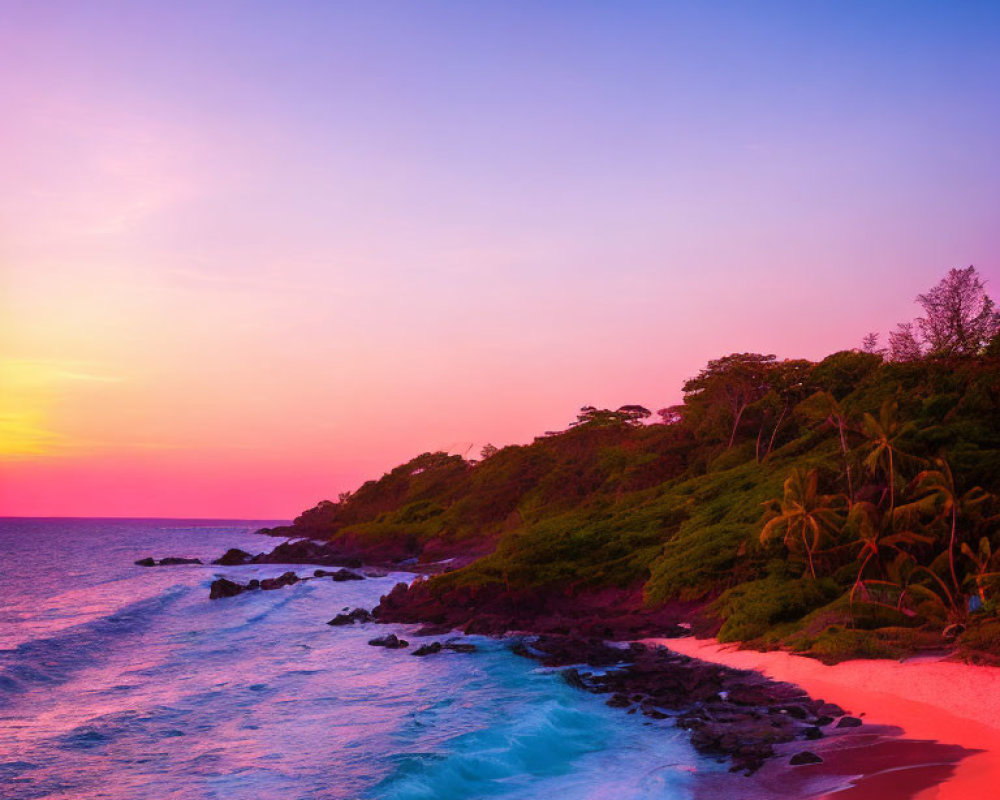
[646,638,1000,799]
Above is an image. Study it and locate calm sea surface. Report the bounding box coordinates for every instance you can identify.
[0,518,702,799]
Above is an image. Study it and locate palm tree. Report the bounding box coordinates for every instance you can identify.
[854,551,921,616]
[760,468,847,579]
[897,459,994,597]
[848,500,932,605]
[861,399,911,515]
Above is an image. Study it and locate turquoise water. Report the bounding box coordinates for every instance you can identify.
[0,518,700,799]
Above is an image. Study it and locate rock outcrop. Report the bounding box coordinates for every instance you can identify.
[315,568,364,581]
[209,572,303,599]
[135,557,203,566]
[327,608,374,626]
[209,578,246,599]
[212,548,256,566]
[368,633,408,649]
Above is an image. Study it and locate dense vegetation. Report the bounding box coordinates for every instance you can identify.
[281,268,1000,662]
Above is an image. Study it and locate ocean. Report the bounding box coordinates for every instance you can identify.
[0,518,703,799]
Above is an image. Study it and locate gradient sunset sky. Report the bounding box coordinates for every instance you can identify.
[2,1,999,518]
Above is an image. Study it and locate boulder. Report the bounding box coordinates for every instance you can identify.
[327,608,373,626]
[835,716,863,729]
[412,642,443,656]
[210,578,246,600]
[369,634,409,649]
[790,751,823,766]
[135,556,202,566]
[213,548,255,566]
[254,539,362,567]
[260,572,299,591]
[562,668,587,689]
[314,568,364,581]
[331,568,364,582]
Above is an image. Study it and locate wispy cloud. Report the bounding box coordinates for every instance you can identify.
[1,359,124,387]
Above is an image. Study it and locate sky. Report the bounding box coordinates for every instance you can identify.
[2,1,999,518]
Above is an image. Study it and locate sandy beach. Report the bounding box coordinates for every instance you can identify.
[645,637,1000,799]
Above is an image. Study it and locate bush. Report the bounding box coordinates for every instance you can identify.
[714,576,840,642]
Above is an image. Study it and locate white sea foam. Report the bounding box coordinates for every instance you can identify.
[0,519,704,799]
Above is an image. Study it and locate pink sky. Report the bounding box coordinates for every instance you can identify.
[2,3,999,518]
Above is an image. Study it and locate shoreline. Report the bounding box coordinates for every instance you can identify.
[232,537,1000,797]
[647,637,1000,799]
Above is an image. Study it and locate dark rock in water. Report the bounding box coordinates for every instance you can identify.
[331,568,364,582]
[369,633,408,649]
[314,568,364,581]
[213,548,255,566]
[836,716,863,728]
[136,556,201,566]
[412,642,443,656]
[260,572,299,591]
[562,668,587,689]
[527,636,635,668]
[210,578,246,600]
[253,539,362,568]
[327,608,373,626]
[211,572,301,599]
[790,751,823,766]
[508,635,850,775]
[442,639,477,653]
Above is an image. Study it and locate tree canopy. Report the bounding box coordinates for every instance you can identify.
[916,266,999,357]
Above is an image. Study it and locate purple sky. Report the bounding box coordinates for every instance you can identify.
[2,2,999,516]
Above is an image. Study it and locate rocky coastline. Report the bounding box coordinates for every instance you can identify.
[175,536,975,790]
[508,635,860,775]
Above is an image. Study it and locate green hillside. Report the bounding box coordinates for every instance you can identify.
[275,269,1000,661]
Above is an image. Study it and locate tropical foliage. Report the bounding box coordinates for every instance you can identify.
[278,267,1000,661]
